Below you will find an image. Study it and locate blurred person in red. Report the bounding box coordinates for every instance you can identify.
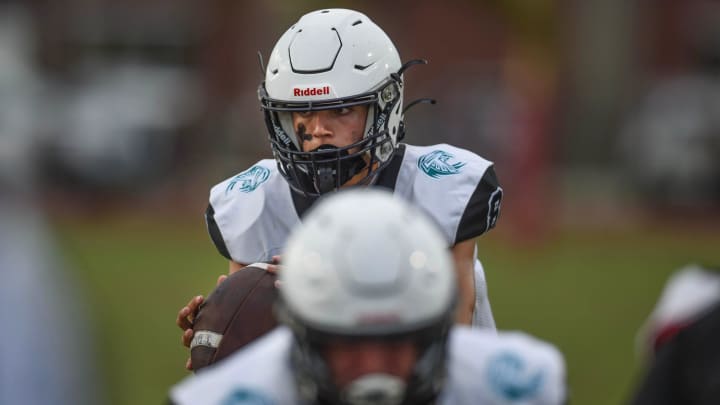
[630,264,720,405]
[170,190,566,405]
[177,8,504,369]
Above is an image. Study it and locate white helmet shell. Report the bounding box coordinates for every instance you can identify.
[265,9,401,104]
[280,189,456,335]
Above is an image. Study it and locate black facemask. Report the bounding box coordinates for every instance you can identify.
[296,144,368,194]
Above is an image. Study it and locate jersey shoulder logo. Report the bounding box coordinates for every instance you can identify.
[226,166,271,194]
[221,387,274,405]
[486,351,545,401]
[417,150,466,179]
[220,388,274,405]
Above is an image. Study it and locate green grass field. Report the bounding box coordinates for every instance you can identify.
[52,215,720,405]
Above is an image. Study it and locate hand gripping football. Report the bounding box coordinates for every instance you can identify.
[190,264,278,371]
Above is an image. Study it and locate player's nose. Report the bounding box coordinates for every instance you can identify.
[305,111,333,139]
[352,344,396,374]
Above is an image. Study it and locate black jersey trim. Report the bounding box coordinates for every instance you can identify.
[455,165,502,244]
[374,143,406,191]
[290,188,319,219]
[205,203,232,261]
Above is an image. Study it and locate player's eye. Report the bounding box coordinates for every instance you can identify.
[333,107,352,116]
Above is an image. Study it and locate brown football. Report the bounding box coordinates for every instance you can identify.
[190,265,278,371]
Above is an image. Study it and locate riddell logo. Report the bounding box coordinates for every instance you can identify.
[293,86,330,97]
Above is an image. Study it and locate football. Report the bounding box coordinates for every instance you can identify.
[190,265,278,371]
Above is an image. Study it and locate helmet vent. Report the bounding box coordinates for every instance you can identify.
[352,20,363,26]
[321,10,330,13]
[354,62,375,71]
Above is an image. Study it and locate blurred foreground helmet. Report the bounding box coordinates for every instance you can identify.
[277,189,457,404]
[259,9,405,196]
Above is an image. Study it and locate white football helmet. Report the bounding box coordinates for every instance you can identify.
[276,189,457,404]
[258,9,410,196]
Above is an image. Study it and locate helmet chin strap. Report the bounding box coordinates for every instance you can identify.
[307,145,368,194]
[342,374,406,405]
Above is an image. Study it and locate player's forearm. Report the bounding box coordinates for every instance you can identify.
[454,266,475,324]
[451,239,477,325]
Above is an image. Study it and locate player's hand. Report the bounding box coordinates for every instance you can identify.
[177,276,228,370]
[267,255,282,288]
[177,295,204,347]
[266,255,282,274]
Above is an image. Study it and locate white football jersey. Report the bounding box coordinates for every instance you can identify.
[206,144,503,327]
[170,326,566,405]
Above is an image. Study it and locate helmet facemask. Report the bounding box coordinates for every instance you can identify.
[278,302,455,405]
[260,77,403,197]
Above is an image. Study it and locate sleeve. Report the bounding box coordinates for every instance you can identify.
[205,203,232,261]
[202,161,282,264]
[489,331,567,405]
[454,165,502,244]
[403,144,502,246]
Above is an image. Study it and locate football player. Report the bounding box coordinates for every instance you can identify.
[177,8,503,369]
[170,190,565,405]
[631,264,720,404]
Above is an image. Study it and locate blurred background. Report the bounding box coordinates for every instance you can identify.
[1,0,719,404]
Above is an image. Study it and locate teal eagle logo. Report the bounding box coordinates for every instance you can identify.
[486,351,545,401]
[226,166,270,194]
[418,150,466,179]
[221,388,274,405]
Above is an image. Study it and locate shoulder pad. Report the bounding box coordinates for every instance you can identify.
[398,144,502,245]
[446,327,567,405]
[205,160,294,263]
